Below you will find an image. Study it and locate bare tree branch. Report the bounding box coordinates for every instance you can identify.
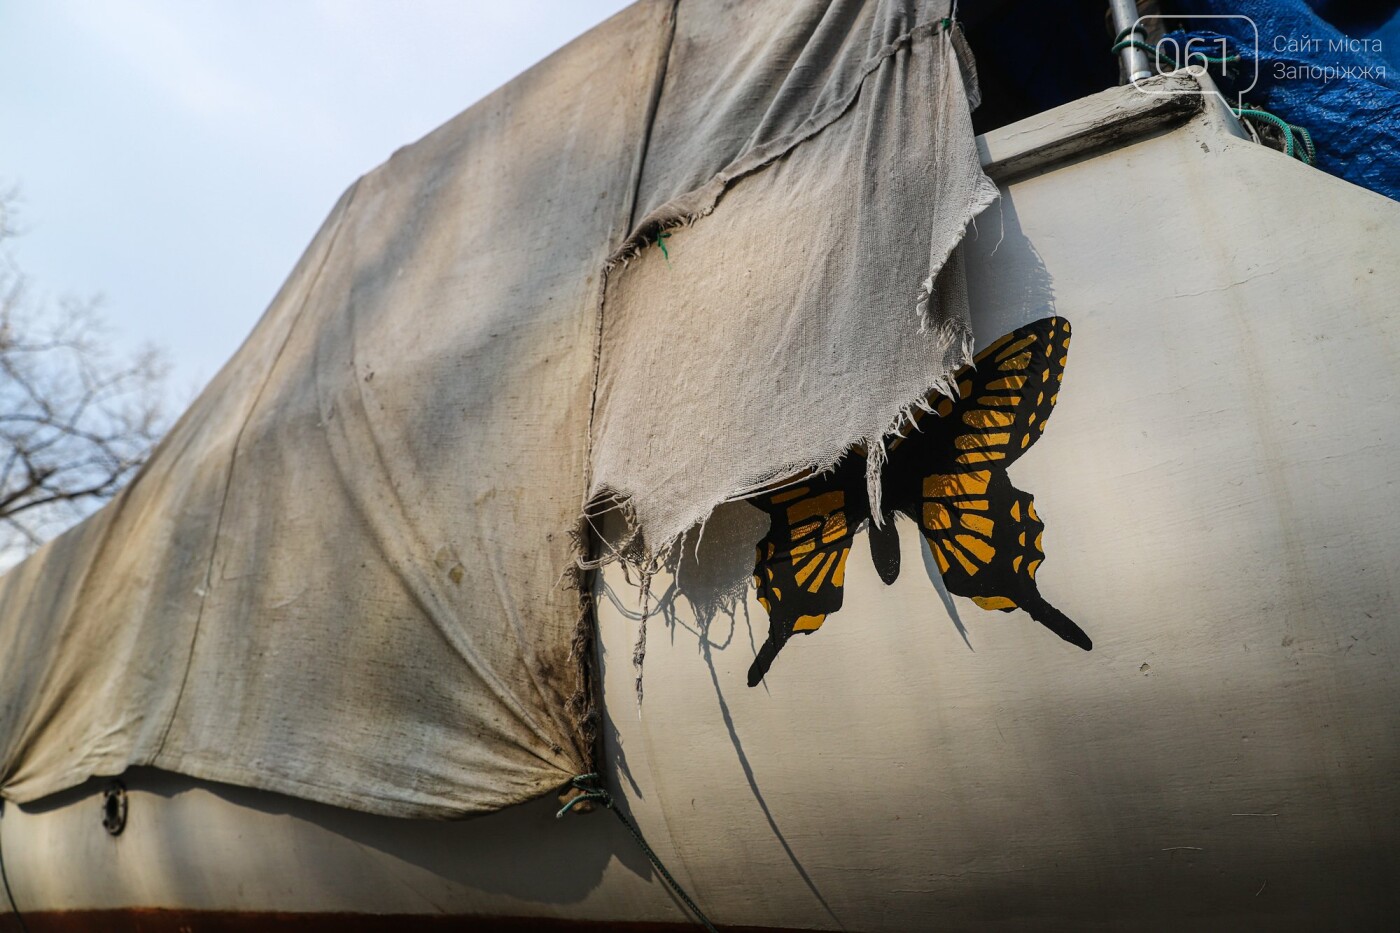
[0,191,170,563]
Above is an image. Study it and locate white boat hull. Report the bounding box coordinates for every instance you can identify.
[4,78,1399,932]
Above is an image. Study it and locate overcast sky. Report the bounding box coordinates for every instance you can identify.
[0,1,633,402]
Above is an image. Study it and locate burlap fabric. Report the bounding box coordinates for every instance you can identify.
[0,0,993,817]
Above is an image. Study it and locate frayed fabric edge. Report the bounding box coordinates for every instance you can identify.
[562,531,601,776]
[578,257,979,706]
[573,496,678,712]
[865,314,975,527]
[606,193,720,270]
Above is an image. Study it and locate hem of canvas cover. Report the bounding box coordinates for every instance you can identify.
[3,753,572,820]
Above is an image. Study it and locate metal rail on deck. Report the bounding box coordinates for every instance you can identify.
[1108,0,1154,83]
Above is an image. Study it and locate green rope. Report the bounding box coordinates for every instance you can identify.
[655,230,671,261]
[558,774,718,932]
[1291,122,1316,165]
[1232,107,1317,165]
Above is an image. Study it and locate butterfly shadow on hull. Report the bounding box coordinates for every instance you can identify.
[914,519,974,650]
[966,192,1057,354]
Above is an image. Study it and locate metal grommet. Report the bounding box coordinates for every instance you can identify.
[101,780,127,836]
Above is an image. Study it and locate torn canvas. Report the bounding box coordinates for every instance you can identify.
[0,0,994,818]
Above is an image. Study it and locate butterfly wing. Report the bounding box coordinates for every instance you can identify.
[934,315,1069,468]
[918,469,1091,648]
[901,317,1091,649]
[747,455,870,685]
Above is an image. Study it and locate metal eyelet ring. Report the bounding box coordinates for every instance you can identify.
[101,780,127,836]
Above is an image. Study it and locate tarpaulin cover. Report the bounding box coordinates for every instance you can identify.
[0,0,991,818]
[1166,0,1400,201]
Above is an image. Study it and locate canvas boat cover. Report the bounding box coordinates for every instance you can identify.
[0,0,994,818]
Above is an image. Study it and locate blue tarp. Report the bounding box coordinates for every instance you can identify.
[1166,1,1400,200]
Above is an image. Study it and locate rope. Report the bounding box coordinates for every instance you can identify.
[0,808,30,933]
[1231,107,1317,165]
[1290,121,1316,165]
[558,774,718,932]
[655,230,671,262]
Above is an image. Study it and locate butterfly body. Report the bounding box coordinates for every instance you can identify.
[747,317,1090,686]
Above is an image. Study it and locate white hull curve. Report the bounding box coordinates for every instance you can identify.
[3,77,1398,932]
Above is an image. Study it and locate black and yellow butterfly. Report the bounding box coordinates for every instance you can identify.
[747,316,1090,686]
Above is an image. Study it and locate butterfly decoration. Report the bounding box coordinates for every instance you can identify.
[746,316,1090,686]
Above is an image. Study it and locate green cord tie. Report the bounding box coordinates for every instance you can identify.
[558,774,718,933]
[1232,107,1316,165]
[1113,24,1148,44]
[655,230,671,261]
